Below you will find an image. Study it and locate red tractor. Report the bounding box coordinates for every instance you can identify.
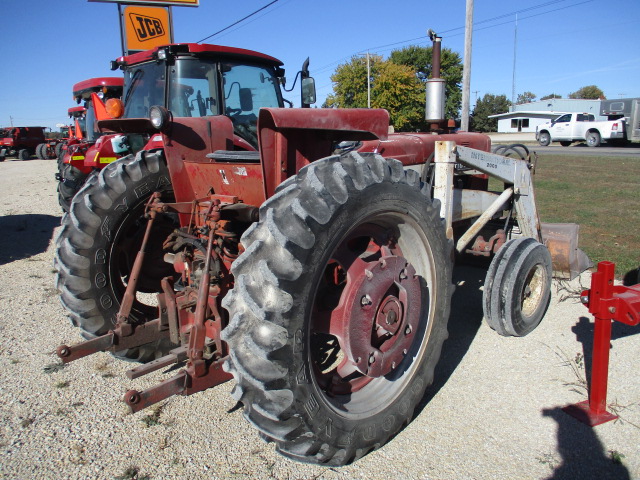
[36,124,75,160]
[0,126,46,161]
[55,39,588,465]
[56,77,125,211]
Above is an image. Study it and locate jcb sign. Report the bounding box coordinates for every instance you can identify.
[124,6,171,52]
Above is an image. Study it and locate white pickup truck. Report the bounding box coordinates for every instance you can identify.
[536,112,626,147]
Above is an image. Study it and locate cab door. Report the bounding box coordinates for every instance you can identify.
[549,114,572,140]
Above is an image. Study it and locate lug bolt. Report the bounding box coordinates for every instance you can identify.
[405,325,412,335]
[365,269,373,280]
[361,294,372,307]
[369,353,375,365]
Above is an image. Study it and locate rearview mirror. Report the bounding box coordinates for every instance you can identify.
[301,77,316,106]
[239,88,253,112]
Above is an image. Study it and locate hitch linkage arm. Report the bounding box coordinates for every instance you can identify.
[56,193,169,363]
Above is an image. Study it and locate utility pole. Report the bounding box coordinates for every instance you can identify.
[9,116,13,127]
[461,0,474,131]
[367,51,371,108]
[511,14,518,105]
[472,90,480,108]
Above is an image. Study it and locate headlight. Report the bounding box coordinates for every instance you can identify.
[149,105,171,130]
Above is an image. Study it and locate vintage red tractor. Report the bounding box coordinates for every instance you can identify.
[55,38,589,465]
[0,126,46,161]
[56,77,127,211]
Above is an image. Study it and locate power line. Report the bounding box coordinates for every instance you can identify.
[329,0,591,62]
[197,0,280,44]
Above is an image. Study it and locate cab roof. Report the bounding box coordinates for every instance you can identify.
[114,43,283,68]
[72,77,124,98]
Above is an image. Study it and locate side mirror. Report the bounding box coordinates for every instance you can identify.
[239,88,253,112]
[301,77,316,107]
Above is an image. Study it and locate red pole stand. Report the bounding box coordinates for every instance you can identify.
[563,261,640,426]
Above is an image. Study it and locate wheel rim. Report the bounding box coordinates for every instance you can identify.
[309,212,437,416]
[520,263,545,318]
[108,197,177,320]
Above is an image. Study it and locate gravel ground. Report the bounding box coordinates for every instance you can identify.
[0,158,638,480]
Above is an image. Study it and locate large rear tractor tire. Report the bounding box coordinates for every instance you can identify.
[222,152,452,465]
[36,143,46,159]
[18,149,30,161]
[57,164,90,213]
[54,142,64,158]
[483,237,552,336]
[55,150,178,361]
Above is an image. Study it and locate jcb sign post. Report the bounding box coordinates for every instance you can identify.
[88,0,199,55]
[124,6,171,52]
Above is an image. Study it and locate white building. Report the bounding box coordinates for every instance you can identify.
[489,98,605,133]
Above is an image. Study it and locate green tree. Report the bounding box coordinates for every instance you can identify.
[470,94,511,132]
[388,45,463,122]
[323,55,384,109]
[568,85,605,99]
[324,45,464,131]
[516,91,536,104]
[540,93,562,100]
[371,62,424,131]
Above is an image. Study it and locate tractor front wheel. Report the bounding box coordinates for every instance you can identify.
[483,237,552,336]
[18,149,30,161]
[55,150,178,361]
[222,152,452,465]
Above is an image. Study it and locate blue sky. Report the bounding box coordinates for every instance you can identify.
[1,0,639,129]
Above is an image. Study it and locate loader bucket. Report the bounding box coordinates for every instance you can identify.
[541,223,592,280]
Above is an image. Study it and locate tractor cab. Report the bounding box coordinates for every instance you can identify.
[72,77,124,142]
[106,43,315,150]
[67,106,86,140]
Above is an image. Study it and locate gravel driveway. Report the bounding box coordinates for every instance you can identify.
[0,158,638,479]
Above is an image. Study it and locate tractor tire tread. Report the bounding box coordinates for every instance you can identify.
[222,151,451,465]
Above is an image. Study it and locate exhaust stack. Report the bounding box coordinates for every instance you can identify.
[425,29,446,128]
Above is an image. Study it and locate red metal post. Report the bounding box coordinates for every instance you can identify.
[563,261,640,426]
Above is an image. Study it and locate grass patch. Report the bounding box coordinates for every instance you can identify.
[490,154,639,278]
[115,466,150,480]
[43,362,66,374]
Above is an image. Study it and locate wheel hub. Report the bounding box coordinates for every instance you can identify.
[337,254,421,378]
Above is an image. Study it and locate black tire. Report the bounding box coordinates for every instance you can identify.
[54,142,64,158]
[483,237,552,337]
[18,149,30,161]
[222,152,452,465]
[55,150,178,361]
[560,141,571,147]
[585,131,601,147]
[36,143,46,160]
[57,164,89,213]
[537,131,551,147]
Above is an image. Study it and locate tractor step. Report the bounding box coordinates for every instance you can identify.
[125,347,188,379]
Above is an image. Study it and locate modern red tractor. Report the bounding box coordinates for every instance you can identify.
[56,77,125,211]
[0,126,46,161]
[55,37,589,465]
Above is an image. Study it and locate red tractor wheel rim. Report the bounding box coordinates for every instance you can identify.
[311,223,422,395]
